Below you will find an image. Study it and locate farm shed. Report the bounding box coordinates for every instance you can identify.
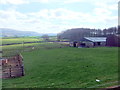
[0,54,25,79]
[106,34,120,47]
[69,40,81,47]
[69,37,107,48]
[70,41,77,47]
[81,37,106,47]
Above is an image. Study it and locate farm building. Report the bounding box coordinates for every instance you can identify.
[69,41,78,47]
[81,37,106,47]
[106,34,120,47]
[70,37,107,48]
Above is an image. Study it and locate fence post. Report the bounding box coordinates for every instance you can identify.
[17,54,21,65]
[21,66,24,76]
[9,65,11,77]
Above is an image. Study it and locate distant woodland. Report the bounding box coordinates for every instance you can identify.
[57,26,119,41]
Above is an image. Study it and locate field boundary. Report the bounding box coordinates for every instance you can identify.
[1,41,69,46]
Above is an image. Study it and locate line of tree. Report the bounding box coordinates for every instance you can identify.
[41,34,49,41]
[57,26,118,41]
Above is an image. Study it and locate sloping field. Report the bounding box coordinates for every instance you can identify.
[1,37,42,45]
[2,47,118,88]
[1,42,66,57]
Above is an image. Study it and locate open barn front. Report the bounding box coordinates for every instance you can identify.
[83,37,106,47]
[70,37,107,48]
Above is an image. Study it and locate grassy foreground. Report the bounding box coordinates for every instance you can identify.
[2,47,118,88]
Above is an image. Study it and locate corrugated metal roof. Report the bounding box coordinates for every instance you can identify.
[84,37,106,42]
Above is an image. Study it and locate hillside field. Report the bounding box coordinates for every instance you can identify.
[1,37,42,45]
[1,36,58,45]
[2,45,118,88]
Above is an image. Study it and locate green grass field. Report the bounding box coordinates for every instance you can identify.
[1,37,42,44]
[2,42,66,57]
[2,46,118,88]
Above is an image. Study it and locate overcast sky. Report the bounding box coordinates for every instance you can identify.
[0,0,118,34]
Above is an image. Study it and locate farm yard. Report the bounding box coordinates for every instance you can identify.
[1,37,119,88]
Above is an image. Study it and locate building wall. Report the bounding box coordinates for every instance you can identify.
[106,35,120,47]
[70,41,106,48]
[85,42,94,47]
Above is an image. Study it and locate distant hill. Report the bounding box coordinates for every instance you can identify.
[0,28,42,37]
[0,28,56,37]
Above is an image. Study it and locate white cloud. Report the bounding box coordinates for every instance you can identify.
[34,8,117,24]
[63,0,84,3]
[0,0,29,5]
[0,8,61,33]
[94,2,118,11]
[94,8,112,16]
[0,9,28,30]
[62,0,119,4]
[0,0,119,5]
[29,8,91,21]
[32,0,49,3]
[0,6,118,33]
[0,0,118,33]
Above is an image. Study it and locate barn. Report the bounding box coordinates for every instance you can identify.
[81,37,106,47]
[70,37,107,48]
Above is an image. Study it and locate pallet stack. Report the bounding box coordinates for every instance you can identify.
[0,54,25,79]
